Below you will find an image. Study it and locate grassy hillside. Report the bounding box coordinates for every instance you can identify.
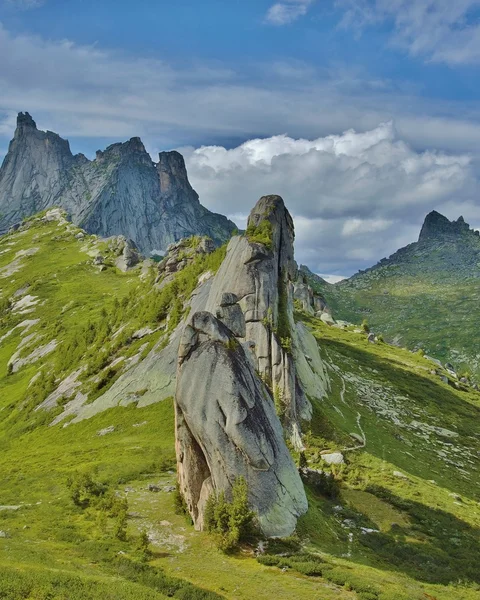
[1,214,479,600]
[303,222,480,377]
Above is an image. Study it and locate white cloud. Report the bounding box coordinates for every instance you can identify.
[4,0,44,9]
[1,22,480,158]
[181,124,478,274]
[266,1,316,25]
[318,273,346,284]
[342,218,392,236]
[1,23,480,275]
[337,0,480,65]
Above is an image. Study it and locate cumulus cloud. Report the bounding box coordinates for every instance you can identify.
[337,0,480,65]
[181,123,478,276]
[0,23,480,278]
[265,0,316,25]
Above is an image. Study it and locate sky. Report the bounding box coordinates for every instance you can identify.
[1,0,480,281]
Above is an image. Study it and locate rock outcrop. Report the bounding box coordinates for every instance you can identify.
[175,311,308,537]
[0,113,236,254]
[156,236,215,285]
[175,195,328,537]
[418,211,473,242]
[202,196,316,447]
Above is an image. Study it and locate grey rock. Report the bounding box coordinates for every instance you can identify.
[93,255,105,266]
[204,195,315,447]
[367,332,376,343]
[0,113,236,254]
[219,292,239,306]
[321,452,345,465]
[97,425,115,436]
[0,531,9,538]
[175,311,308,537]
[157,235,215,281]
[114,238,142,272]
[148,484,161,492]
[320,312,335,326]
[215,302,246,337]
[419,210,471,242]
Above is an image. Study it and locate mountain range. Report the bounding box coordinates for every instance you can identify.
[0,113,479,600]
[0,113,236,254]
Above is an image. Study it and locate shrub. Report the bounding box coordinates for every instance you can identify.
[361,319,370,333]
[257,552,324,577]
[204,477,256,552]
[66,471,107,508]
[174,481,187,515]
[137,529,151,562]
[246,219,273,249]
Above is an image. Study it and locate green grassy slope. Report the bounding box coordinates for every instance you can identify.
[304,227,480,377]
[1,215,479,600]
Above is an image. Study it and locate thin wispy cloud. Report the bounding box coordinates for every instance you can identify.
[337,0,480,65]
[4,0,45,9]
[265,0,316,26]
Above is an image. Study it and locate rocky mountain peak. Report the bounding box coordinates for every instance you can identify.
[95,136,151,165]
[157,151,198,202]
[16,111,37,132]
[419,210,472,242]
[0,113,236,249]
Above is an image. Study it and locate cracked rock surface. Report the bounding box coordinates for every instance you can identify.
[175,311,308,537]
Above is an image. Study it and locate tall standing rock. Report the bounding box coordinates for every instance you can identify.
[0,113,236,253]
[205,195,314,447]
[175,195,329,537]
[175,311,308,538]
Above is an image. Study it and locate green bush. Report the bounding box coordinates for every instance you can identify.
[204,477,256,552]
[257,552,324,577]
[246,219,273,249]
[66,471,107,507]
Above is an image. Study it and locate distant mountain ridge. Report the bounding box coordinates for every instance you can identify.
[311,211,480,375]
[0,112,236,253]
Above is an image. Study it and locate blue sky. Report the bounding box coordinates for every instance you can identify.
[1,0,480,278]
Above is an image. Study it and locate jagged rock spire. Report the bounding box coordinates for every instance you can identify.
[16,112,37,131]
[0,112,236,248]
[175,195,329,537]
[419,210,471,242]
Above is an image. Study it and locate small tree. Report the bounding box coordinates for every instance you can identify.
[361,319,370,333]
[205,477,255,552]
[204,491,217,532]
[137,529,151,562]
[114,508,128,541]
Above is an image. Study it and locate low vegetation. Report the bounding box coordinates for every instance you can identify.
[1,213,479,599]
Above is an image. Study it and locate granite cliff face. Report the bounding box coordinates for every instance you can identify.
[0,113,236,253]
[175,195,328,537]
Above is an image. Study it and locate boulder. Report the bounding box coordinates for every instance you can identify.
[321,452,345,465]
[320,312,335,326]
[175,311,308,538]
[114,238,142,271]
